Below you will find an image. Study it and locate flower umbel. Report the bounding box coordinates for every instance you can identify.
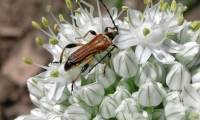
[16,0,200,120]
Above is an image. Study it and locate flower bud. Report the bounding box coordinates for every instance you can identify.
[78,82,104,106]
[113,87,132,105]
[27,78,44,98]
[47,113,62,120]
[92,115,105,120]
[138,78,163,107]
[62,103,91,120]
[53,104,68,114]
[29,94,40,107]
[40,97,55,113]
[115,98,141,120]
[165,101,187,120]
[112,49,138,78]
[152,109,165,120]
[191,66,200,83]
[176,42,199,69]
[135,62,157,87]
[96,64,116,88]
[99,96,118,119]
[182,84,200,110]
[116,78,132,93]
[166,62,191,90]
[163,91,181,106]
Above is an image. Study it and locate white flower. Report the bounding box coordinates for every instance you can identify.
[113,3,185,64]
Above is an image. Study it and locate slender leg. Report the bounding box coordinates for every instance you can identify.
[89,45,116,73]
[76,30,97,40]
[52,43,85,64]
[71,56,94,92]
[103,52,111,76]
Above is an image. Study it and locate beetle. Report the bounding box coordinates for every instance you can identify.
[58,0,118,92]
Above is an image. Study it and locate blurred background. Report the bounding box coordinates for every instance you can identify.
[0,0,199,119]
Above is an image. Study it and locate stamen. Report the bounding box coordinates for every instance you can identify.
[23,57,49,69]
[81,0,94,13]
[36,37,44,47]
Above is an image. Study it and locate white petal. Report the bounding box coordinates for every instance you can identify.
[112,49,138,78]
[113,34,139,49]
[161,38,184,53]
[183,84,200,110]
[127,9,142,28]
[135,45,151,64]
[152,48,175,64]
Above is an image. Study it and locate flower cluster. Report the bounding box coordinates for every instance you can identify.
[16,0,200,120]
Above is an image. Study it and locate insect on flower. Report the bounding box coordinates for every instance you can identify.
[57,0,119,92]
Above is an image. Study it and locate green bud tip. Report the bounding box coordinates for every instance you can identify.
[32,78,38,84]
[171,0,177,12]
[143,28,150,36]
[32,21,41,30]
[161,2,168,11]
[50,71,59,77]
[46,5,51,12]
[36,37,44,47]
[49,38,59,45]
[66,0,73,9]
[54,24,59,32]
[178,16,184,26]
[59,14,65,22]
[42,17,50,28]
[122,6,129,11]
[23,57,33,65]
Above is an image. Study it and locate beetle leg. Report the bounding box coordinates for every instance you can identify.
[103,52,111,77]
[56,43,84,64]
[89,46,116,73]
[76,30,97,40]
[71,56,94,93]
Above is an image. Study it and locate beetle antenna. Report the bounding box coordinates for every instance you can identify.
[99,0,118,33]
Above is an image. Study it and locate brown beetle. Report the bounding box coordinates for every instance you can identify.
[58,0,118,91]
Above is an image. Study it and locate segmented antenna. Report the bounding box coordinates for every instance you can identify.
[99,0,118,32]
